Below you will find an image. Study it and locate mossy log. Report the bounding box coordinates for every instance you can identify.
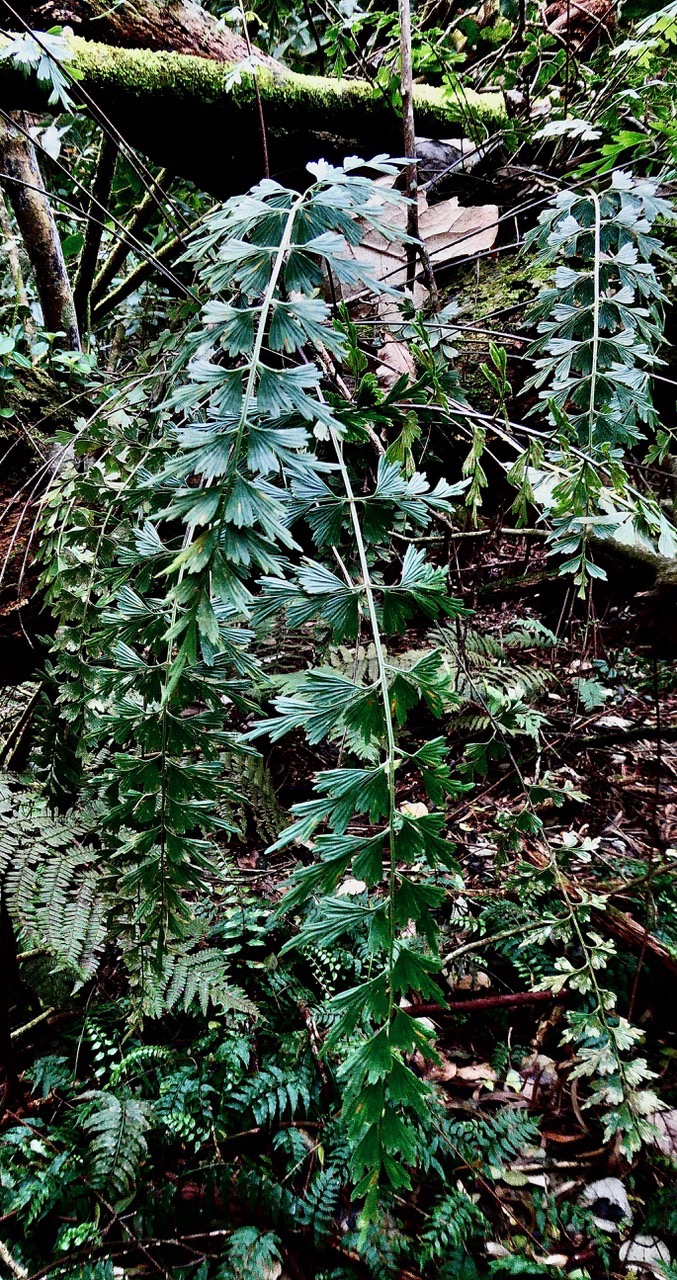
[0,35,506,194]
[9,0,281,68]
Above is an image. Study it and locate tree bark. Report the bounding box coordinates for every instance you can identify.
[0,35,506,196]
[8,0,283,69]
[0,111,80,347]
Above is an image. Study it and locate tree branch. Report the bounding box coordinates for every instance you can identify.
[73,129,118,332]
[91,218,200,321]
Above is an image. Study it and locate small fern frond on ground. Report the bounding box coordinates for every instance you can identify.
[0,774,105,982]
[81,1092,152,1196]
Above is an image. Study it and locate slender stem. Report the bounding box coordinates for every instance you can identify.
[444,916,568,963]
[587,190,601,452]
[232,194,304,470]
[91,169,169,305]
[399,0,418,293]
[328,428,399,1023]
[73,131,119,335]
[93,218,201,324]
[10,1006,56,1041]
[238,0,270,178]
[0,1238,27,1280]
[397,0,437,301]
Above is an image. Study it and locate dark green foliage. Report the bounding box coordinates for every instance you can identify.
[2,16,677,1268]
[81,1091,152,1195]
[420,1190,488,1264]
[0,773,104,981]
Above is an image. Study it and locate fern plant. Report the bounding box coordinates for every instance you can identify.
[29,156,476,1214]
[254,530,470,1211]
[67,157,417,963]
[80,1091,152,1196]
[19,141,674,1257]
[420,1189,488,1265]
[525,171,672,448]
[513,169,677,592]
[0,772,105,983]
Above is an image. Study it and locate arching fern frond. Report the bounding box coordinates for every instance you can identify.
[124,940,256,1019]
[81,1092,152,1196]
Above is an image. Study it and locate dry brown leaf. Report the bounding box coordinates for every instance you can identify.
[457,971,492,990]
[417,198,499,267]
[424,1053,458,1083]
[340,190,499,300]
[456,1063,497,1085]
[376,334,417,389]
[412,1047,457,1082]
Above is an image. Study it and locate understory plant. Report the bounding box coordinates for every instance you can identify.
[1,143,676,1278]
[510,170,677,594]
[27,156,478,1213]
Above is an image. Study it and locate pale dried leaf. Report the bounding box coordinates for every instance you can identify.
[400,801,429,818]
[652,1108,677,1161]
[456,1063,497,1084]
[337,877,367,896]
[418,198,499,267]
[339,191,499,299]
[376,335,417,389]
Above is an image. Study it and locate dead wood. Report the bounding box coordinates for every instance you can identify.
[0,35,506,195]
[5,0,284,70]
[403,991,561,1016]
[0,111,79,347]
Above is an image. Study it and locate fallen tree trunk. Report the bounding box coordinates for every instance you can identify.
[6,0,282,68]
[0,35,506,194]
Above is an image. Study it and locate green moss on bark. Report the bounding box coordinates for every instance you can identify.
[0,34,505,191]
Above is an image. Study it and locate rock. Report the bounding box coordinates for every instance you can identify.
[414,137,463,186]
[580,1178,633,1233]
[619,1236,671,1273]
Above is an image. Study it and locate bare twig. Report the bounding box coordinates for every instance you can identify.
[0,1239,27,1280]
[398,0,437,300]
[403,990,560,1017]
